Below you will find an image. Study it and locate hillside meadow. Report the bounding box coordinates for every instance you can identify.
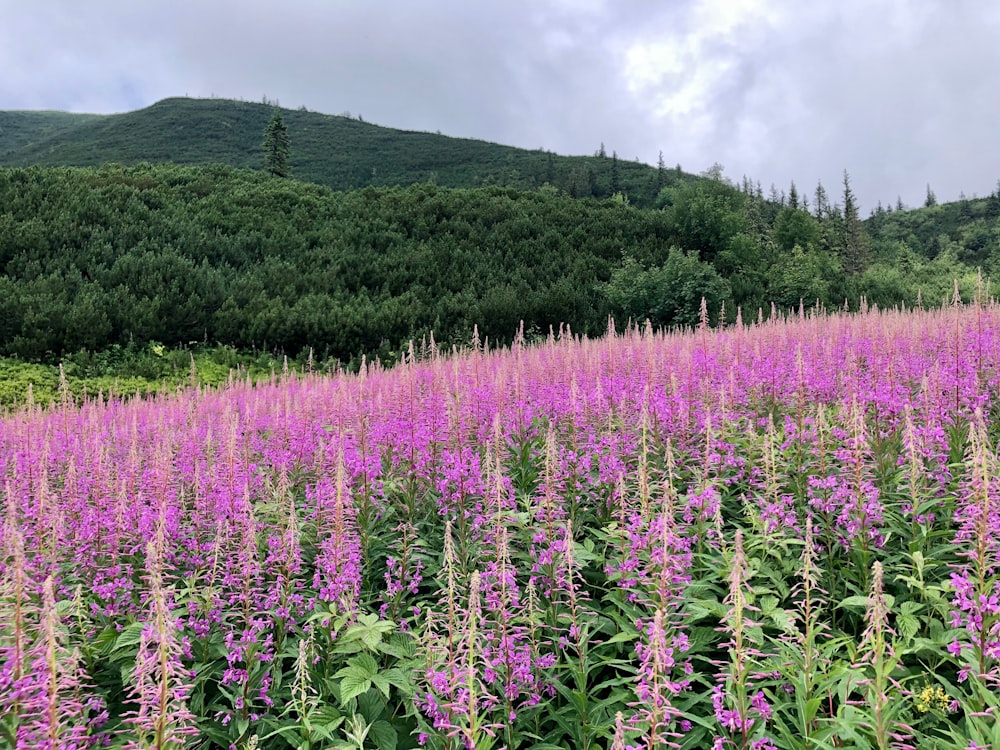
[2,303,1000,749]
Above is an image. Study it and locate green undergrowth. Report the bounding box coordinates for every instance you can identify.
[0,342,333,408]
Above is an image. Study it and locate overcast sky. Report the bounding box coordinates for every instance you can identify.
[4,0,999,211]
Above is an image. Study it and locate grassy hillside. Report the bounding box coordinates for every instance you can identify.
[0,97,680,206]
[0,110,105,155]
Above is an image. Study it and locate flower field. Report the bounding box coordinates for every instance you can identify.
[2,303,1000,750]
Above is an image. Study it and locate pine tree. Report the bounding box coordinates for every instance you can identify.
[924,183,937,207]
[813,180,829,219]
[841,170,869,274]
[263,110,291,178]
[610,151,621,195]
[789,181,799,209]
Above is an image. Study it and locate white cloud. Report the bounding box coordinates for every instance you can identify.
[2,0,999,209]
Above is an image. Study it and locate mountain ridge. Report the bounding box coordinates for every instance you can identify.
[0,97,682,206]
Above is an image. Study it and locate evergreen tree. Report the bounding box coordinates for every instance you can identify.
[841,170,869,273]
[788,181,799,209]
[813,180,829,219]
[924,183,937,207]
[656,150,666,191]
[610,151,621,195]
[262,110,291,177]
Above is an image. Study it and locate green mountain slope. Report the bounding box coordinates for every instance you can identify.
[866,192,1000,269]
[0,110,106,155]
[0,97,679,206]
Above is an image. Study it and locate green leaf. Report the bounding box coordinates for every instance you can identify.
[381,667,413,695]
[260,719,308,742]
[371,673,391,699]
[838,595,869,610]
[94,625,121,655]
[370,720,398,750]
[684,625,719,650]
[357,689,386,723]
[378,634,416,659]
[603,630,638,646]
[769,607,796,633]
[802,696,821,724]
[897,613,920,641]
[349,652,380,678]
[337,615,396,654]
[759,595,779,615]
[339,671,373,706]
[112,621,145,652]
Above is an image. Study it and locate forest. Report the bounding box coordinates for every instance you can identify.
[0,160,998,368]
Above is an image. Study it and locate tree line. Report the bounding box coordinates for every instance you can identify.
[0,163,994,364]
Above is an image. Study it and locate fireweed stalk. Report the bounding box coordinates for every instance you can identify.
[634,608,687,749]
[0,510,30,736]
[713,529,775,750]
[479,522,540,749]
[853,560,913,750]
[559,520,597,750]
[447,571,501,750]
[609,442,693,745]
[121,531,196,749]
[15,576,102,750]
[772,516,828,748]
[417,519,462,748]
[313,450,362,617]
[948,411,1000,702]
[219,484,273,732]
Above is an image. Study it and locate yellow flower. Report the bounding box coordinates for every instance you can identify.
[914,684,951,714]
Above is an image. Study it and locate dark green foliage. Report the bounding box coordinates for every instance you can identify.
[840,171,869,274]
[0,148,993,368]
[866,191,1000,272]
[605,249,730,328]
[262,109,290,177]
[0,163,681,361]
[767,246,842,311]
[660,177,748,263]
[773,207,820,254]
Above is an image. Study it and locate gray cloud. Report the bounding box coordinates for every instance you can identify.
[3,0,998,210]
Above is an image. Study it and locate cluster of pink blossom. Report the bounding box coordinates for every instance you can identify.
[1,303,999,747]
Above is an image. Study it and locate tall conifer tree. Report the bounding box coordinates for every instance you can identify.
[841,170,869,273]
[263,110,290,178]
